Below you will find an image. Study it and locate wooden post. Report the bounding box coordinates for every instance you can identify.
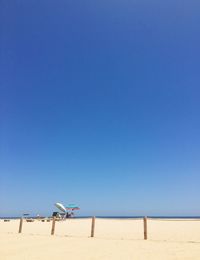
[143,217,147,240]
[91,216,95,237]
[51,217,56,235]
[18,218,23,233]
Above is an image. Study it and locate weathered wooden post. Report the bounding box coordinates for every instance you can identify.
[51,217,56,235]
[18,218,23,233]
[91,216,95,237]
[143,217,147,240]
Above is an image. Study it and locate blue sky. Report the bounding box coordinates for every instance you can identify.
[0,0,200,217]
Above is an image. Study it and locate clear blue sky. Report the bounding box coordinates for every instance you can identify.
[0,0,200,217]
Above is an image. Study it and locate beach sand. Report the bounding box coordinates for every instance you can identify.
[0,218,200,259]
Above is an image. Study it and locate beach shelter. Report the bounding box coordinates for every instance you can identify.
[65,204,80,217]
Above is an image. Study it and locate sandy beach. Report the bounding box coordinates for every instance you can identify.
[0,218,200,259]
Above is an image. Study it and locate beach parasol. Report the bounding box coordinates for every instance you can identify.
[66,204,80,211]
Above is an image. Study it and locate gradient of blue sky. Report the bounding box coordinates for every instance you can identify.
[0,0,200,217]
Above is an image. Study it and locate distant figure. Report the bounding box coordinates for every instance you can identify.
[52,212,59,218]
